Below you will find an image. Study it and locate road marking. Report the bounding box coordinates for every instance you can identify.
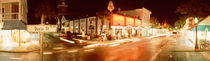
[68,49,78,53]
[200,52,210,60]
[149,49,162,61]
[84,49,95,52]
[161,40,169,48]
[10,57,22,60]
[150,37,171,61]
[60,37,75,44]
[43,52,53,55]
[53,47,63,50]
[109,44,120,47]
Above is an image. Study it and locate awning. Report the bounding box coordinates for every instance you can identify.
[191,25,210,32]
[2,20,26,30]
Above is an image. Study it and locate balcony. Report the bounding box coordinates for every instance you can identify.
[0,13,19,21]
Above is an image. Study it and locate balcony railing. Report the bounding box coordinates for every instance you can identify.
[0,13,19,20]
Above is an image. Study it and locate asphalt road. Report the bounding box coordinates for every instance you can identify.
[0,34,210,61]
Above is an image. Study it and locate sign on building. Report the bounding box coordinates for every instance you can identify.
[70,21,74,33]
[80,18,86,34]
[27,25,57,32]
[74,20,79,33]
[87,17,96,34]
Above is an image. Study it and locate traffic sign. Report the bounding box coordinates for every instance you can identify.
[27,25,57,32]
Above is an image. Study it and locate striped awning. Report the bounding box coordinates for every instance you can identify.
[191,25,210,32]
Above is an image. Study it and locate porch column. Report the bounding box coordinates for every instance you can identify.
[0,4,2,21]
[18,1,21,20]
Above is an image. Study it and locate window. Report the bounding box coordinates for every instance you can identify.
[2,2,19,20]
[12,2,19,19]
[2,8,4,17]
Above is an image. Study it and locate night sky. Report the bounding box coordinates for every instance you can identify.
[28,0,190,25]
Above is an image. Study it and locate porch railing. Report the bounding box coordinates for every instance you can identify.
[0,13,19,20]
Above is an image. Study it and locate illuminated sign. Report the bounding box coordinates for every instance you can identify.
[27,25,57,32]
[70,21,73,33]
[80,19,86,33]
[107,1,115,12]
[112,14,125,26]
[74,20,79,33]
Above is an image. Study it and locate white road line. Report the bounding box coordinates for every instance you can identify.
[43,52,53,55]
[53,47,63,50]
[149,49,162,61]
[68,49,78,53]
[200,52,210,60]
[60,38,75,44]
[10,57,22,60]
[84,49,94,52]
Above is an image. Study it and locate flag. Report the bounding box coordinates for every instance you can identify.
[107,1,115,12]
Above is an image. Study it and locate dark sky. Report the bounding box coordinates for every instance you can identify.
[28,0,189,25]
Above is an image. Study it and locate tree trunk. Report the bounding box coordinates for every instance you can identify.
[41,14,46,25]
[100,16,105,35]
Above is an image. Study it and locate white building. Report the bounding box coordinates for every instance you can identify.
[118,7,152,36]
[0,0,28,23]
[118,7,152,27]
[0,0,32,51]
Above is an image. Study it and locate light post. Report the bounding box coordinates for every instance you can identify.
[194,18,199,49]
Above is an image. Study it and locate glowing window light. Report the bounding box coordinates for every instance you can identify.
[135,19,141,27]
[112,14,125,26]
[0,30,32,50]
[126,17,134,26]
[2,30,17,50]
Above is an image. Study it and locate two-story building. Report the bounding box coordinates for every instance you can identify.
[0,0,30,50]
[118,7,152,36]
[67,7,152,40]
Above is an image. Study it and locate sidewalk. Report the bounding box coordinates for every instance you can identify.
[0,43,38,53]
[172,34,210,61]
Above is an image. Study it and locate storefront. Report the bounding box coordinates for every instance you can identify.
[0,20,36,50]
[67,8,151,40]
[110,14,142,40]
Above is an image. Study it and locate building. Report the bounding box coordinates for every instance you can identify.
[0,0,32,50]
[67,8,152,40]
[57,0,68,32]
[118,7,151,27]
[182,16,210,45]
[0,0,28,23]
[191,16,210,42]
[118,7,152,36]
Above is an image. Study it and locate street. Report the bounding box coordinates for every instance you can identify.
[0,34,210,61]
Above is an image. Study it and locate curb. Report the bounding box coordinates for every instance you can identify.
[172,50,210,52]
[0,50,35,53]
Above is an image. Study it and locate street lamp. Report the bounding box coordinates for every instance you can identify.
[194,17,199,50]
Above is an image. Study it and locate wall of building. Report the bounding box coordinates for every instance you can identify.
[118,8,151,27]
[0,0,27,24]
